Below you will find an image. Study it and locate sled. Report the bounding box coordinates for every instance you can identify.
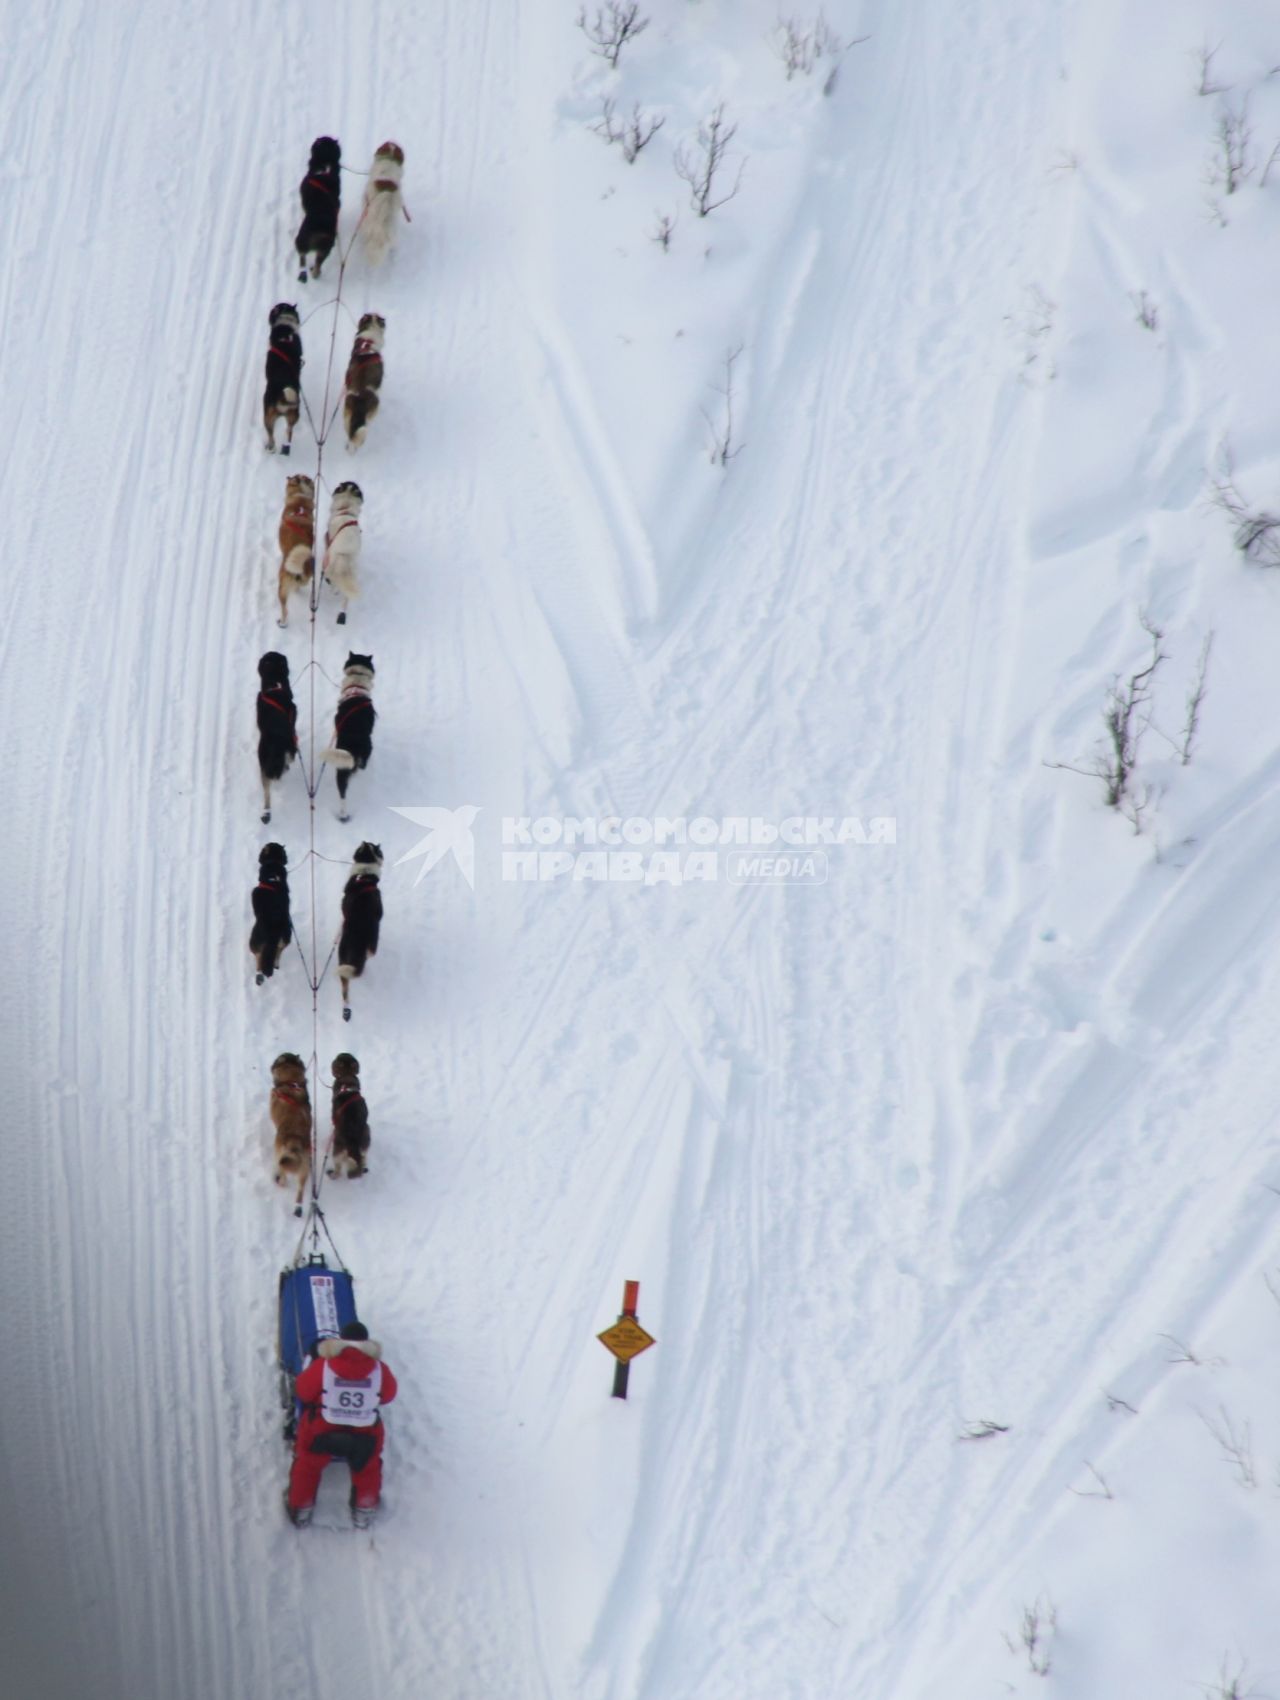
[278,1254,359,1440]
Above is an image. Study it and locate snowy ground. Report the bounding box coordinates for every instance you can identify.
[6,1,1280,1696]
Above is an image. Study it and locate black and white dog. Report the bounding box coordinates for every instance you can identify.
[263,303,303,455]
[257,651,298,823]
[250,843,293,985]
[295,136,341,282]
[321,654,375,821]
[337,843,383,1020]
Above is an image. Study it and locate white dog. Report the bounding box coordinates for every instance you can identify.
[322,481,363,624]
[362,142,405,266]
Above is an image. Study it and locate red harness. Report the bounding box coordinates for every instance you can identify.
[268,343,299,365]
[335,694,372,737]
[333,1088,365,1120]
[305,175,337,197]
[328,517,359,543]
[350,340,381,363]
[272,1081,308,1104]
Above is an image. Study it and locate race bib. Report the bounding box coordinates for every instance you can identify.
[321,1361,382,1427]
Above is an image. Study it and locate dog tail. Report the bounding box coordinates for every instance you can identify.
[323,553,360,600]
[322,746,358,770]
[283,385,299,409]
[338,962,357,981]
[283,544,313,584]
[344,390,378,448]
[362,202,398,267]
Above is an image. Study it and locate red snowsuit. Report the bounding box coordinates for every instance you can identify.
[287,1338,398,1512]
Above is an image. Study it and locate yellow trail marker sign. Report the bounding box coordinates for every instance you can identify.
[598,1317,656,1363]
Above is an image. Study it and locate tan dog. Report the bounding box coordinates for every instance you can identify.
[361,142,406,266]
[277,474,315,627]
[270,1052,312,1214]
[328,1053,371,1178]
[343,314,385,451]
[321,481,363,624]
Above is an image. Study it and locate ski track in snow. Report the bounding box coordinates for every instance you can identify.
[7,1,1280,1697]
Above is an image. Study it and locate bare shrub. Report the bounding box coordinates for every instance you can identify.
[1047,614,1166,821]
[1200,1405,1257,1488]
[577,2,649,69]
[675,102,747,217]
[650,207,677,251]
[1210,472,1280,566]
[702,344,745,467]
[1002,1597,1056,1677]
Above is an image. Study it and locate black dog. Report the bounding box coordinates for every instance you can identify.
[321,653,375,821]
[337,843,383,1020]
[250,844,293,985]
[328,1053,371,1176]
[295,136,342,282]
[257,652,299,823]
[263,303,303,455]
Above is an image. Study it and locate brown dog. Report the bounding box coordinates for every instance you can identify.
[277,475,315,627]
[270,1052,312,1213]
[343,313,385,451]
[328,1053,371,1178]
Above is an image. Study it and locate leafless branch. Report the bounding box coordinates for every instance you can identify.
[1131,288,1159,330]
[1210,472,1280,565]
[577,2,649,69]
[769,10,860,79]
[1209,95,1254,194]
[1179,631,1213,763]
[1194,37,1228,97]
[1017,1596,1057,1677]
[675,101,747,217]
[1161,1332,1202,1364]
[1201,1405,1257,1488]
[701,343,746,467]
[1069,1459,1113,1499]
[956,1418,1010,1442]
[1196,1654,1266,1700]
[1104,1389,1139,1414]
[650,207,677,251]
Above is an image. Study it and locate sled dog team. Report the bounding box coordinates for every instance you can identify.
[255,137,406,1203]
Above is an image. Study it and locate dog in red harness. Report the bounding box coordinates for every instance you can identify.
[295,136,342,282]
[336,843,383,1020]
[287,1320,398,1527]
[250,843,292,985]
[343,314,385,451]
[277,474,316,627]
[328,1053,371,1177]
[361,141,406,266]
[256,651,298,823]
[321,481,363,624]
[270,1052,312,1213]
[263,303,303,454]
[321,654,376,819]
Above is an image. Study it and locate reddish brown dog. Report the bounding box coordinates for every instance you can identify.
[277,474,315,627]
[270,1052,312,1213]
